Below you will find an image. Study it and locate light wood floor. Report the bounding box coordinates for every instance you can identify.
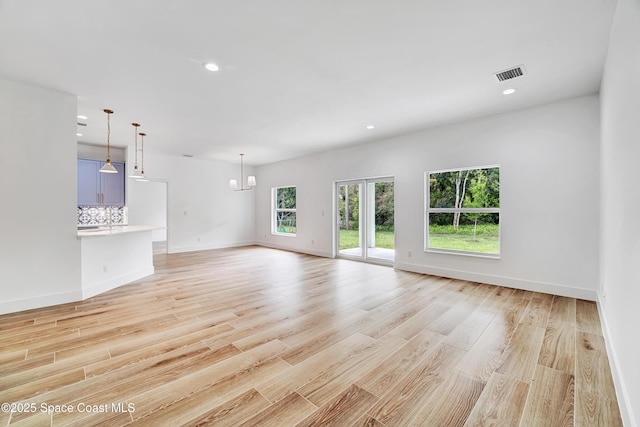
[0,246,622,426]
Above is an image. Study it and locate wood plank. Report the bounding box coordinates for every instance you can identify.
[386,303,450,341]
[130,340,289,419]
[576,299,602,335]
[576,331,617,399]
[575,388,623,427]
[297,335,405,407]
[548,296,576,326]
[356,329,446,397]
[463,372,528,426]
[457,320,513,382]
[445,307,494,350]
[408,370,485,426]
[131,387,270,426]
[237,392,317,427]
[496,324,545,383]
[255,333,377,403]
[296,384,378,426]
[520,365,574,426]
[367,343,465,425]
[520,295,553,328]
[537,320,575,375]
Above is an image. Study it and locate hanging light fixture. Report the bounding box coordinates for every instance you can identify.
[136,132,148,181]
[229,153,256,191]
[128,123,143,179]
[99,109,118,173]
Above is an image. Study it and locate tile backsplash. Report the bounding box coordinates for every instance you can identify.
[78,206,128,226]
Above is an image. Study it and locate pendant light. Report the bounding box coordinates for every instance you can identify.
[229,153,256,191]
[99,109,118,173]
[137,132,148,181]
[128,123,143,178]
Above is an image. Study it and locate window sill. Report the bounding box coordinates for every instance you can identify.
[425,248,501,259]
[272,232,297,238]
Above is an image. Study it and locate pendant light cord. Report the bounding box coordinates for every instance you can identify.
[132,123,140,170]
[139,132,146,175]
[104,109,114,163]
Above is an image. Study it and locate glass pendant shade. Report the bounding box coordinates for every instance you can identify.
[247,176,256,187]
[229,179,238,190]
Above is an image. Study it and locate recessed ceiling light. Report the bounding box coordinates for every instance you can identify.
[204,62,219,72]
[366,124,375,130]
[502,88,516,95]
[76,133,83,136]
[77,115,88,120]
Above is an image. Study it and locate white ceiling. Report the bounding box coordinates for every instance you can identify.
[0,0,618,165]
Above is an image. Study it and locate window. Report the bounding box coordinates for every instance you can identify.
[272,186,297,236]
[426,166,500,257]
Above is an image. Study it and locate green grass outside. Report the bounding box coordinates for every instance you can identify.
[429,224,499,254]
[339,229,394,250]
[334,224,500,254]
[275,226,296,234]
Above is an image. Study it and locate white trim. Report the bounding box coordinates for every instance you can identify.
[256,241,332,258]
[394,261,598,301]
[334,177,395,264]
[0,266,155,314]
[596,293,636,427]
[272,185,297,236]
[168,240,255,254]
[425,248,501,259]
[428,163,502,175]
[425,165,501,257]
[0,289,83,316]
[81,266,154,299]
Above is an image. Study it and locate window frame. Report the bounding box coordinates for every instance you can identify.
[424,165,501,258]
[272,185,297,237]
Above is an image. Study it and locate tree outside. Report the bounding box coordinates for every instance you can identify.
[275,186,296,234]
[338,182,394,250]
[428,167,500,254]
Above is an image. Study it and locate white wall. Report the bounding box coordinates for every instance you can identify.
[0,78,81,314]
[127,152,255,253]
[128,180,167,241]
[600,0,640,424]
[256,95,601,299]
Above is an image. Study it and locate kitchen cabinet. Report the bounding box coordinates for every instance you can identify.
[78,159,125,206]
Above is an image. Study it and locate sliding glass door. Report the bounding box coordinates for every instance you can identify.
[336,178,394,264]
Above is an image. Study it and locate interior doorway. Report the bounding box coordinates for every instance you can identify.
[336,177,394,265]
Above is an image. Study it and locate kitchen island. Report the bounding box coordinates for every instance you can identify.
[78,225,163,299]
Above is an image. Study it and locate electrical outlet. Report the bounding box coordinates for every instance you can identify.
[103,264,108,273]
[408,251,412,258]
[311,239,314,245]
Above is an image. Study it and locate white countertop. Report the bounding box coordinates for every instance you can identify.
[77,225,163,238]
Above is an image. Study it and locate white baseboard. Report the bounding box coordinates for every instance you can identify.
[0,288,82,315]
[596,293,637,427]
[81,266,155,299]
[394,261,598,301]
[168,240,255,254]
[0,267,156,315]
[255,240,333,258]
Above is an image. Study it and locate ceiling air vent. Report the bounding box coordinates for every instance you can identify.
[494,65,526,82]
